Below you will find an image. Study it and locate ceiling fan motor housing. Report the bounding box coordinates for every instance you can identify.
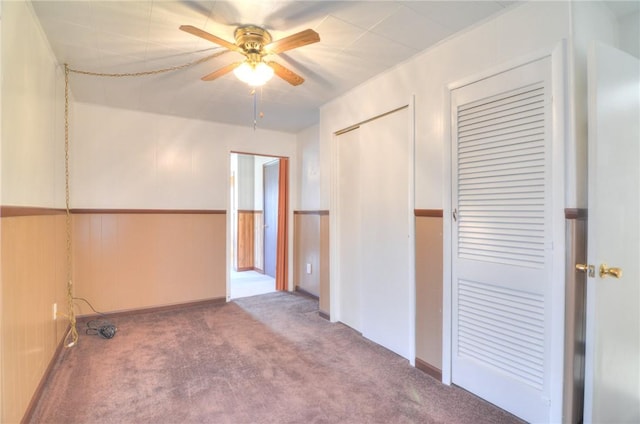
[234,25,272,57]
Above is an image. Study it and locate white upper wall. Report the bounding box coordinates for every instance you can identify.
[313,1,629,210]
[238,153,275,211]
[253,155,274,210]
[570,1,619,208]
[619,11,639,58]
[237,154,255,210]
[71,102,297,210]
[296,124,320,211]
[319,1,575,209]
[1,0,65,208]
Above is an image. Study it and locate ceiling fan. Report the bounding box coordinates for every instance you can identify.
[179,24,320,87]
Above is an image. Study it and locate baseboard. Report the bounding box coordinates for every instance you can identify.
[415,357,442,382]
[76,297,227,320]
[414,209,444,218]
[318,310,330,321]
[22,324,70,423]
[234,267,265,273]
[295,286,319,300]
[236,266,254,272]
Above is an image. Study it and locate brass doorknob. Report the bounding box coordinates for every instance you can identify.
[599,263,622,279]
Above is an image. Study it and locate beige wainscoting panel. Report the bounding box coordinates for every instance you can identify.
[73,212,226,315]
[414,213,443,378]
[1,214,68,423]
[294,212,321,297]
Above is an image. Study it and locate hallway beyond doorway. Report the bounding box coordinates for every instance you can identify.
[230,270,275,299]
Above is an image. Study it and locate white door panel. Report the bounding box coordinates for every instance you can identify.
[451,56,557,423]
[360,108,411,359]
[584,42,640,424]
[337,128,362,332]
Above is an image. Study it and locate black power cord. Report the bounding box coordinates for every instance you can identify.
[73,297,118,339]
[85,320,117,339]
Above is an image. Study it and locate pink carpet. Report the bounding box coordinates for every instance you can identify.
[30,292,522,423]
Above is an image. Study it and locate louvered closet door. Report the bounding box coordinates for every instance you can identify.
[451,57,554,423]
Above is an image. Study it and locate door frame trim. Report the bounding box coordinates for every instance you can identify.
[227,152,293,301]
[443,41,567,422]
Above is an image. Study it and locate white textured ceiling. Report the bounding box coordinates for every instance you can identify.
[30,0,632,133]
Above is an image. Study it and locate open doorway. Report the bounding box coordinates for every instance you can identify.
[229,153,288,299]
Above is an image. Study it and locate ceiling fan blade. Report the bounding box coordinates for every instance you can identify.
[179,25,242,53]
[265,29,320,54]
[201,62,241,81]
[267,61,304,86]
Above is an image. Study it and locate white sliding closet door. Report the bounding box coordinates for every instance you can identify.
[451,56,558,422]
[359,108,411,358]
[337,127,363,332]
[336,107,411,359]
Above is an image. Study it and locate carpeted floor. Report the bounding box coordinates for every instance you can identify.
[30,292,522,423]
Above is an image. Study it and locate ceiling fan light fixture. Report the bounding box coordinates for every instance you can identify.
[234,61,274,87]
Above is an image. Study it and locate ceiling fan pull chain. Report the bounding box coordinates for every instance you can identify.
[259,87,265,120]
[253,90,257,131]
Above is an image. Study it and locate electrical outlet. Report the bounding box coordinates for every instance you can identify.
[306,263,312,274]
[53,303,57,321]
